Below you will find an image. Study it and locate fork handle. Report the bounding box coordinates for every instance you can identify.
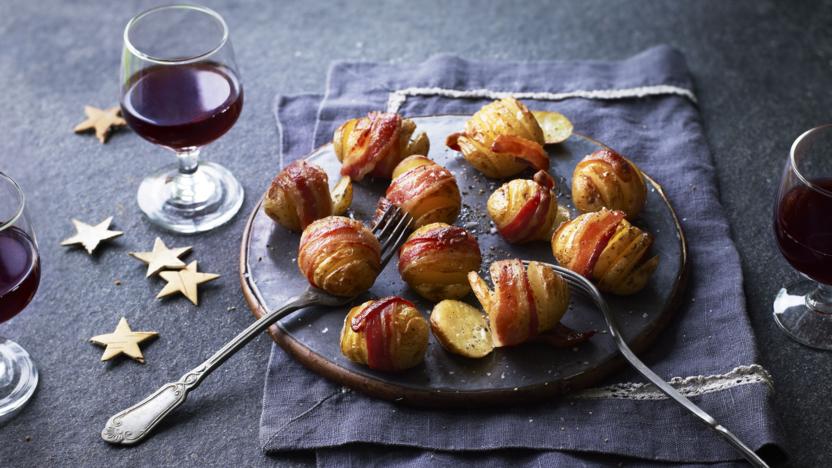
[101,292,315,445]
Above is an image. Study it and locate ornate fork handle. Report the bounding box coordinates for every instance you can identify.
[102,292,315,445]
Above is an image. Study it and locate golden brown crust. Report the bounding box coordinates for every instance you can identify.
[487,170,568,243]
[398,223,482,302]
[447,98,548,179]
[332,112,429,181]
[467,259,569,347]
[551,209,658,295]
[572,149,647,219]
[298,216,381,297]
[263,160,333,231]
[340,297,429,372]
[385,156,461,228]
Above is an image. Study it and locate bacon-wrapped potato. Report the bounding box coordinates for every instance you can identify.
[487,170,570,244]
[340,296,429,372]
[446,98,548,179]
[467,259,570,347]
[381,155,461,228]
[398,223,482,301]
[263,160,352,231]
[298,216,381,297]
[333,112,429,181]
[572,149,646,219]
[551,208,658,295]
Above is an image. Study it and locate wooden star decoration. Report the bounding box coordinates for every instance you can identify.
[90,317,158,363]
[129,237,192,277]
[157,261,219,305]
[73,105,127,144]
[60,217,123,254]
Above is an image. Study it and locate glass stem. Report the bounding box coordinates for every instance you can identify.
[172,148,201,204]
[0,340,12,387]
[807,282,832,314]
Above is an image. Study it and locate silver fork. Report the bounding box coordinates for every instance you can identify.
[524,261,768,468]
[101,206,414,446]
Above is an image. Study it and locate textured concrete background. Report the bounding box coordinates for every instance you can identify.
[0,0,829,466]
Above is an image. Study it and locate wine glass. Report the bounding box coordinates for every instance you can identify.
[0,172,39,420]
[773,124,832,349]
[121,4,244,233]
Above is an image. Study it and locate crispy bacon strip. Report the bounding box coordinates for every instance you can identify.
[351,296,415,332]
[491,135,549,171]
[341,112,401,180]
[498,189,542,243]
[398,225,479,272]
[535,323,595,348]
[569,210,625,277]
[587,149,635,182]
[445,132,463,151]
[386,164,453,207]
[492,260,536,346]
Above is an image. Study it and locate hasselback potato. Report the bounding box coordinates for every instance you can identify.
[263,160,352,231]
[446,97,548,179]
[382,155,461,228]
[572,149,647,219]
[333,112,429,181]
[551,208,658,295]
[398,223,482,302]
[340,296,429,372]
[487,170,569,243]
[298,216,381,297]
[467,259,570,347]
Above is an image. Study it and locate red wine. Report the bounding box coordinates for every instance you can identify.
[0,227,39,323]
[121,62,243,150]
[774,178,832,284]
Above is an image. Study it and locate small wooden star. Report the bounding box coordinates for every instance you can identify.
[129,237,192,277]
[60,217,123,254]
[157,261,219,305]
[90,317,158,363]
[74,105,127,144]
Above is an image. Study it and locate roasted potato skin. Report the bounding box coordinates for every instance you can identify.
[487,170,566,243]
[467,259,570,347]
[552,209,658,295]
[398,223,482,302]
[385,155,461,228]
[333,112,429,181]
[572,149,647,219]
[298,216,381,297]
[264,160,333,231]
[340,297,429,372]
[447,98,548,179]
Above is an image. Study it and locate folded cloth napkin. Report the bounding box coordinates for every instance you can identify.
[261,46,784,466]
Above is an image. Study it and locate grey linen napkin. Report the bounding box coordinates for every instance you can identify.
[261,46,784,466]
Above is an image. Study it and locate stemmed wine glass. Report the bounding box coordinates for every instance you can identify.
[0,172,39,420]
[121,4,244,233]
[773,124,832,349]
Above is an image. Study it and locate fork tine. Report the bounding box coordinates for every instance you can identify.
[372,203,399,236]
[378,209,413,269]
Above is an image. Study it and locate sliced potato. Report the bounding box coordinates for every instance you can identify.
[554,203,571,232]
[532,111,573,144]
[430,300,493,358]
[330,176,353,215]
[407,131,430,157]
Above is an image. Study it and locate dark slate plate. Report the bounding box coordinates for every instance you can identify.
[240,115,687,408]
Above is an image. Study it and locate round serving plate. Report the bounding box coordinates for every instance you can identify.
[240,115,687,408]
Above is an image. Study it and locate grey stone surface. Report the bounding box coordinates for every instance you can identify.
[0,0,828,466]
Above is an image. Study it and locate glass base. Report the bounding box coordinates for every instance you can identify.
[0,337,38,422]
[773,279,832,350]
[137,161,244,234]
